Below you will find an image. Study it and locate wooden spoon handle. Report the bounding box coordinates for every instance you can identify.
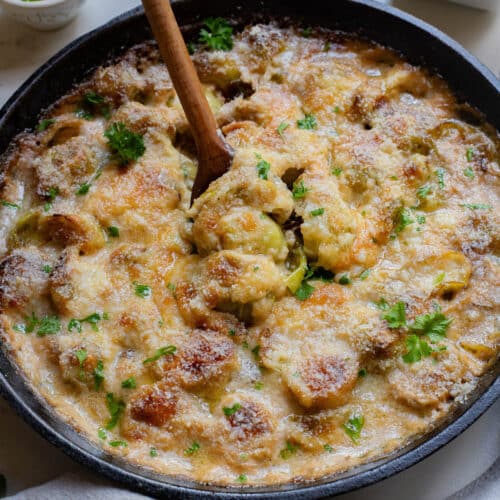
[141,0,219,149]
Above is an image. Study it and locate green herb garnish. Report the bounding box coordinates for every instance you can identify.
[143,345,176,365]
[460,203,491,210]
[292,180,309,199]
[121,377,136,389]
[150,447,158,457]
[105,393,125,430]
[279,440,298,459]
[463,166,475,179]
[237,474,247,483]
[68,312,105,333]
[277,121,289,139]
[297,114,317,130]
[184,441,201,455]
[107,226,119,237]
[295,281,315,301]
[1,201,19,209]
[223,403,242,416]
[109,440,127,447]
[199,18,233,51]
[343,413,364,443]
[310,207,324,216]
[104,122,145,164]
[94,360,105,391]
[134,283,152,298]
[331,167,343,176]
[37,118,55,132]
[256,155,271,180]
[435,167,445,189]
[393,207,414,234]
[324,444,333,452]
[466,147,474,162]
[382,301,406,328]
[75,348,88,381]
[338,274,351,285]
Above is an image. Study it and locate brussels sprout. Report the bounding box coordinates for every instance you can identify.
[284,248,307,293]
[432,251,471,296]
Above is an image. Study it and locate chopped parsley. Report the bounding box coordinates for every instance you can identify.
[343,413,364,443]
[434,272,446,285]
[134,283,152,298]
[21,314,61,337]
[297,113,317,130]
[331,167,343,176]
[184,441,201,455]
[150,447,158,457]
[324,443,334,452]
[310,207,324,216]
[44,186,59,211]
[109,440,127,447]
[416,184,432,199]
[76,182,91,195]
[393,207,414,234]
[105,393,125,430]
[409,308,452,343]
[37,118,55,132]
[416,215,426,225]
[435,167,445,189]
[291,180,309,199]
[301,26,313,38]
[104,122,145,165]
[277,121,289,139]
[75,348,88,381]
[279,440,298,459]
[256,155,271,180]
[121,377,136,389]
[359,269,370,281]
[254,381,264,390]
[338,274,351,285]
[295,281,315,301]
[460,203,491,210]
[374,297,389,311]
[228,328,236,337]
[223,403,242,416]
[402,334,433,363]
[199,18,233,51]
[94,360,105,391]
[107,226,119,237]
[463,166,475,179]
[84,91,105,105]
[98,428,107,440]
[42,264,52,274]
[383,301,407,329]
[68,312,105,333]
[466,147,475,162]
[358,368,367,378]
[143,345,176,365]
[251,344,260,359]
[237,474,247,483]
[1,200,20,209]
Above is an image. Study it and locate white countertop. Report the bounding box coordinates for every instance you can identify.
[0,0,499,498]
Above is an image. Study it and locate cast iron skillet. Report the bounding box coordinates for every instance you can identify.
[0,1,499,498]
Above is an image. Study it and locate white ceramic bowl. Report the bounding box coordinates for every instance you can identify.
[0,0,86,31]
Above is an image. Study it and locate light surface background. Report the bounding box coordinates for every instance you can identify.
[0,0,498,498]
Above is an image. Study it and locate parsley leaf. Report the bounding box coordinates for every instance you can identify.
[105,392,125,430]
[121,377,136,389]
[338,274,351,285]
[277,121,289,139]
[237,474,247,483]
[109,440,127,447]
[254,381,264,390]
[107,226,119,237]
[76,183,91,195]
[331,167,343,176]
[199,18,233,51]
[402,334,432,363]
[435,168,445,189]
[310,207,324,216]
[292,180,309,199]
[1,200,20,209]
[359,269,370,281]
[104,122,145,165]
[460,203,491,210]
[297,114,317,130]
[374,297,389,311]
[223,403,242,416]
[324,443,333,452]
[256,155,271,180]
[466,147,475,162]
[98,428,107,440]
[42,264,52,273]
[463,166,475,179]
[94,360,105,391]
[36,316,61,336]
[134,283,152,298]
[393,207,414,234]
[143,345,176,365]
[358,368,367,378]
[184,441,201,455]
[279,440,298,459]
[37,118,55,132]
[409,309,452,343]
[68,312,105,333]
[416,184,432,199]
[383,301,406,328]
[75,348,88,381]
[150,447,158,457]
[84,91,105,105]
[343,413,364,443]
[295,281,315,301]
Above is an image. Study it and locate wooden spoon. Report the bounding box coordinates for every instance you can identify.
[141,0,233,203]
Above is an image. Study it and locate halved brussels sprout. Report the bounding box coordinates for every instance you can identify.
[284,247,307,293]
[432,251,471,295]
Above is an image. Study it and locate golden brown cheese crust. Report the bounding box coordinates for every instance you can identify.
[0,24,498,486]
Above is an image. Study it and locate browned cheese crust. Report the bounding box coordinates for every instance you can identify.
[0,24,498,486]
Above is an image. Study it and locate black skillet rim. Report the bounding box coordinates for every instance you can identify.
[0,1,499,498]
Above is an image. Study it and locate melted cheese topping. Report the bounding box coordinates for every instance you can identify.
[0,24,499,486]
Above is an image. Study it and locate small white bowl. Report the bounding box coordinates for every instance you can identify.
[0,0,86,31]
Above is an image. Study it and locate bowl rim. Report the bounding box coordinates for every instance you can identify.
[0,0,499,498]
